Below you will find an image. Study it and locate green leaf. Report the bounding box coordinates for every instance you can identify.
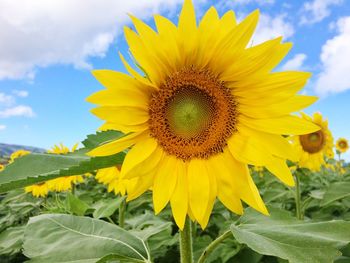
[0,131,127,193]
[0,150,125,194]
[92,197,126,219]
[23,214,150,263]
[0,226,25,255]
[66,193,90,216]
[82,130,124,149]
[230,208,350,263]
[321,182,350,206]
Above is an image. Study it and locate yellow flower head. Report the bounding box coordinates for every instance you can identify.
[292,112,334,172]
[336,138,349,153]
[25,183,49,198]
[9,149,31,163]
[0,164,4,171]
[96,166,132,196]
[87,0,319,229]
[46,143,83,192]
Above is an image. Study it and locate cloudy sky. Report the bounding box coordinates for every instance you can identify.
[0,0,349,159]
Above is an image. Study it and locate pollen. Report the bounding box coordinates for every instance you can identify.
[149,67,238,161]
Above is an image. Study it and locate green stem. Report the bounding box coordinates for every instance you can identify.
[118,198,126,228]
[71,184,76,196]
[294,173,303,220]
[197,230,231,263]
[179,217,193,263]
[107,216,115,224]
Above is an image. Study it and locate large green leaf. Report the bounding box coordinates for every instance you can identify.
[0,226,25,255]
[92,197,126,219]
[321,182,350,206]
[0,131,126,193]
[82,130,124,149]
[0,151,124,193]
[23,214,151,263]
[230,208,350,263]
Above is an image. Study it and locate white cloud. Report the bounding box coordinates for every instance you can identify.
[217,0,274,8]
[0,0,184,80]
[314,16,350,96]
[300,0,343,25]
[281,53,307,71]
[0,125,6,131]
[0,93,15,106]
[251,13,294,45]
[0,105,35,118]
[12,90,29,98]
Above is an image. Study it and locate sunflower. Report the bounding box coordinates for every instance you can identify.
[0,164,4,171]
[291,112,334,171]
[95,166,132,196]
[9,149,30,163]
[336,138,349,153]
[46,143,84,192]
[87,0,319,229]
[25,183,49,198]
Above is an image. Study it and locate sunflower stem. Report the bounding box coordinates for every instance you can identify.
[294,173,303,220]
[118,198,126,228]
[197,230,232,263]
[179,217,193,263]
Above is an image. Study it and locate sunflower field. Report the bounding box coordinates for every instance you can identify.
[1,1,350,262]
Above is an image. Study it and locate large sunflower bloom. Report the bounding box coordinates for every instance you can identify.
[87,0,319,229]
[336,138,349,153]
[46,143,84,192]
[291,112,334,171]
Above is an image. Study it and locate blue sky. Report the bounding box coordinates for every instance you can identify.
[0,0,350,159]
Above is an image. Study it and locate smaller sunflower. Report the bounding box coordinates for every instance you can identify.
[9,149,30,163]
[96,166,132,196]
[336,138,349,153]
[46,143,84,192]
[25,183,49,198]
[0,164,4,171]
[291,112,334,171]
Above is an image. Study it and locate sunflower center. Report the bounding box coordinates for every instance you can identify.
[299,130,325,154]
[149,67,238,161]
[339,141,347,149]
[166,87,215,139]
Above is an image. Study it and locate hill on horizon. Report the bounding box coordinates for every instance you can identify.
[0,143,46,157]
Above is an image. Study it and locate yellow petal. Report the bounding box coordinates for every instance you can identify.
[239,95,318,119]
[240,115,321,135]
[237,124,297,161]
[227,133,274,166]
[86,86,149,109]
[187,159,210,222]
[265,157,295,186]
[170,161,188,230]
[153,155,179,214]
[222,150,268,215]
[91,106,149,126]
[121,137,158,178]
[127,173,154,201]
[98,122,148,134]
[207,154,243,215]
[122,146,164,180]
[178,0,197,37]
[87,131,148,156]
[119,52,157,88]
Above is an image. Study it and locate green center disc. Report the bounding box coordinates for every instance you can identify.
[166,87,215,139]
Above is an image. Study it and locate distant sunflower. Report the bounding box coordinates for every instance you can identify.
[87,0,319,229]
[0,164,4,172]
[25,183,49,198]
[9,149,30,163]
[292,112,333,171]
[46,143,84,192]
[95,166,131,196]
[336,138,349,153]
